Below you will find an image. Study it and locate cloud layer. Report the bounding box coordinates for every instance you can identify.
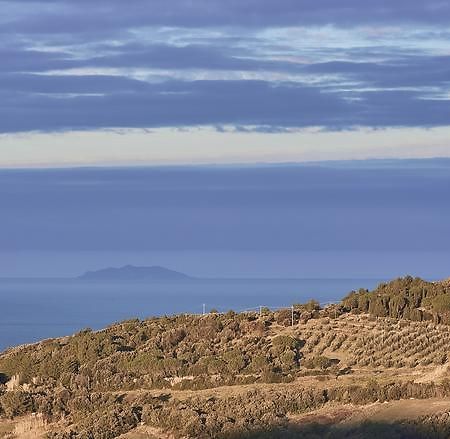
[1,162,450,251]
[1,1,450,133]
[4,0,450,30]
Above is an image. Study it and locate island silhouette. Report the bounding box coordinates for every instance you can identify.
[78,265,193,281]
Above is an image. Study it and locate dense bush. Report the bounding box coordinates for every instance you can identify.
[342,276,450,323]
[0,311,306,395]
[294,300,321,312]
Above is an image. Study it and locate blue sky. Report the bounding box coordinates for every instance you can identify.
[0,0,450,165]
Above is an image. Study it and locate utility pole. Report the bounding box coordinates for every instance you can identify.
[291,305,294,327]
[259,305,262,317]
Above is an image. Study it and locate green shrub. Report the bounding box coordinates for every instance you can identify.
[223,350,247,373]
[294,300,321,312]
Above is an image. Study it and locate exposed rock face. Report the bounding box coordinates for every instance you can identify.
[5,375,20,392]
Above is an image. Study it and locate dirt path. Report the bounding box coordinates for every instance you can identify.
[290,398,450,428]
[118,425,177,439]
[346,398,450,424]
[415,362,450,383]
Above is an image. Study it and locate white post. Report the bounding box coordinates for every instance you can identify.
[259,305,262,317]
[202,303,206,315]
[291,305,294,326]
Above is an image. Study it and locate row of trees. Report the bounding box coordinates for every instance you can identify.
[342,276,450,323]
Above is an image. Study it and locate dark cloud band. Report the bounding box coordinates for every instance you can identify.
[3,0,450,32]
[1,1,449,133]
[0,77,448,132]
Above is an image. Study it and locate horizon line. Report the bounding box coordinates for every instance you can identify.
[0,156,450,171]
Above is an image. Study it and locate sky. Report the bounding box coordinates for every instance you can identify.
[1,160,450,278]
[1,0,450,166]
[1,2,449,278]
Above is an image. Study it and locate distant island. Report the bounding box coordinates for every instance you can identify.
[78,265,193,281]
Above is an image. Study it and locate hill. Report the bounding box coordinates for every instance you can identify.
[78,265,192,281]
[2,276,450,438]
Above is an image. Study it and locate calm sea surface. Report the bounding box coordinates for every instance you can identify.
[0,278,382,351]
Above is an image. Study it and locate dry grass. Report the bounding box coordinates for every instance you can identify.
[0,415,48,439]
[288,398,450,429]
[118,425,175,439]
[0,420,14,439]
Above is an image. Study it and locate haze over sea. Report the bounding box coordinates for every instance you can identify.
[0,277,385,352]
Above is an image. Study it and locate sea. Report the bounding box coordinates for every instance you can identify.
[0,278,383,352]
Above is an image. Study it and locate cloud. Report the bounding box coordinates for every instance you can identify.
[0,73,149,93]
[0,47,78,73]
[0,1,449,133]
[0,74,449,132]
[305,56,450,89]
[1,164,449,252]
[0,79,350,132]
[3,0,450,33]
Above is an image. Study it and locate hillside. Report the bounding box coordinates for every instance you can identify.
[2,276,450,438]
[78,265,192,281]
